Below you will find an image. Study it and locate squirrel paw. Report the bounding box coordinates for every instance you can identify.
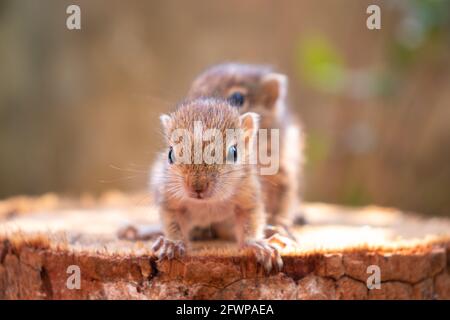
[267,233,299,251]
[242,240,283,273]
[118,223,163,241]
[264,224,297,242]
[151,236,186,260]
[117,224,140,240]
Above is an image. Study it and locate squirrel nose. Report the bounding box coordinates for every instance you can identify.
[194,185,206,194]
[193,181,208,194]
[194,186,203,193]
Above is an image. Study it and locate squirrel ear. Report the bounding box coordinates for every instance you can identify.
[239,112,260,138]
[261,73,288,111]
[160,114,171,131]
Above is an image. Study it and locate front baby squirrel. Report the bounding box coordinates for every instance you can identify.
[187,63,304,237]
[150,98,282,272]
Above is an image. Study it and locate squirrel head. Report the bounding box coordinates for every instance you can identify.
[159,98,259,202]
[187,63,288,120]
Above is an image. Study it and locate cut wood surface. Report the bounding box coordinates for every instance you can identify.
[0,191,449,299]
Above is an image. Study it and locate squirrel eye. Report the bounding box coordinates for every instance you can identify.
[168,147,175,164]
[228,92,245,107]
[227,145,238,163]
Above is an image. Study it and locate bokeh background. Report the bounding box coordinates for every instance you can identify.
[1,0,449,216]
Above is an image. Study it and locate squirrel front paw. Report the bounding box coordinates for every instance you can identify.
[264,224,297,242]
[151,236,186,260]
[242,240,283,273]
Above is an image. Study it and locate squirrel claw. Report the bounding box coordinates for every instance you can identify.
[242,240,283,273]
[152,236,186,260]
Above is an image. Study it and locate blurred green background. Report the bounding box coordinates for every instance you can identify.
[0,0,449,216]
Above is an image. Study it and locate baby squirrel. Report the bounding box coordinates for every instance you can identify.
[151,98,283,272]
[186,63,304,237]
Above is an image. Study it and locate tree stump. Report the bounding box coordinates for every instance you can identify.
[0,191,449,299]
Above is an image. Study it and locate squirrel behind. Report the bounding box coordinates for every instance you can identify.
[187,63,304,236]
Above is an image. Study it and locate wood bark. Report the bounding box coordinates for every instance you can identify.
[0,192,449,299]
